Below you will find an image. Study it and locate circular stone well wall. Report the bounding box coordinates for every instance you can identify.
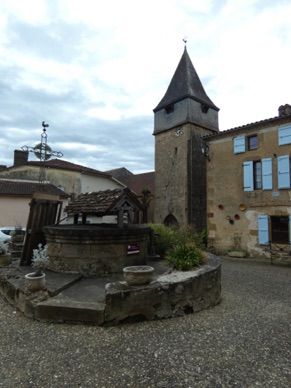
[43,224,151,276]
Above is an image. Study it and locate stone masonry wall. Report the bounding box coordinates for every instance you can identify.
[206,118,291,256]
[104,254,221,325]
[155,122,212,229]
[44,225,151,276]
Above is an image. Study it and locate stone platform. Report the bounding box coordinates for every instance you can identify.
[0,254,221,326]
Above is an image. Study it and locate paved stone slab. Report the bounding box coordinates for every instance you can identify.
[36,275,121,324]
[43,270,82,296]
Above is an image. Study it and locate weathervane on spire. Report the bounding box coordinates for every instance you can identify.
[183,36,187,48]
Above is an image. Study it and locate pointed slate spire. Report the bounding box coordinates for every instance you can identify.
[154,47,219,113]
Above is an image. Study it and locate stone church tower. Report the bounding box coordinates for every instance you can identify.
[153,47,219,230]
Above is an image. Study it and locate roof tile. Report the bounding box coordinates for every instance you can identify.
[65,188,144,216]
[0,179,69,197]
[154,48,219,113]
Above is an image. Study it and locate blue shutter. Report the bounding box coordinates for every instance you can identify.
[262,158,272,190]
[278,155,290,189]
[278,126,291,146]
[243,161,254,191]
[234,136,245,154]
[258,215,269,245]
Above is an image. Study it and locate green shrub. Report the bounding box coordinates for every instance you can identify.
[174,225,207,250]
[148,224,208,265]
[166,241,207,271]
[148,223,178,258]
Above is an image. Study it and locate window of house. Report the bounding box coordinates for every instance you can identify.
[234,134,258,153]
[278,126,291,146]
[278,155,291,189]
[258,215,291,245]
[258,215,269,245]
[262,158,272,190]
[243,161,253,191]
[271,216,289,244]
[243,158,273,191]
[234,135,245,154]
[254,161,262,189]
[247,135,258,150]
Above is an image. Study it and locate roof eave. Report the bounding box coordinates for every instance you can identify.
[153,95,219,113]
[203,113,291,141]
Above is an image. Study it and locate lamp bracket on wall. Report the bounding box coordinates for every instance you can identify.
[175,127,183,137]
[200,138,210,161]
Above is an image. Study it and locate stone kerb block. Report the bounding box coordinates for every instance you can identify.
[228,251,247,258]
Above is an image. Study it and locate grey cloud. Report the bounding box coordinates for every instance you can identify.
[7,21,86,62]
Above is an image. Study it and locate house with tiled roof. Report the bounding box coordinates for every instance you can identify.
[0,151,125,200]
[107,168,155,223]
[122,172,155,196]
[105,167,134,182]
[204,104,291,257]
[122,172,155,223]
[0,178,69,227]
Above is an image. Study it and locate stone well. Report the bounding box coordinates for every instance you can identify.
[43,224,151,276]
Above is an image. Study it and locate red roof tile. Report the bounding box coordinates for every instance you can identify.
[122,172,155,195]
[65,188,144,216]
[0,179,69,198]
[7,158,110,178]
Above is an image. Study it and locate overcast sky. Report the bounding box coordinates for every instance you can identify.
[1,0,291,174]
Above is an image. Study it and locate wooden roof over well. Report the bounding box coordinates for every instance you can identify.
[65,188,144,216]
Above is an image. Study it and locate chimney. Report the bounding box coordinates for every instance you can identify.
[14,149,29,166]
[278,104,291,117]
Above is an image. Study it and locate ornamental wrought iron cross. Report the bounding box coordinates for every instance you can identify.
[22,122,63,186]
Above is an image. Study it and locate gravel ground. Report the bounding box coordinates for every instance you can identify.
[0,257,290,388]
